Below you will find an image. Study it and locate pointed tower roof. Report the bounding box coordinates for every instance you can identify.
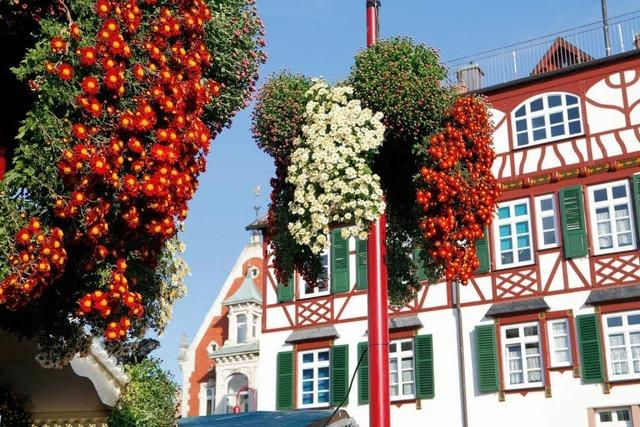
[223,270,262,306]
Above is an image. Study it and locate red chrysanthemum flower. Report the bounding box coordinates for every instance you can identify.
[96,0,111,17]
[57,63,74,81]
[70,23,82,40]
[50,36,66,53]
[104,68,123,91]
[72,123,89,140]
[81,76,100,95]
[78,46,98,67]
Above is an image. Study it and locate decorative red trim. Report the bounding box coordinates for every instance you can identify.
[495,318,505,394]
[598,300,640,314]
[495,312,540,325]
[295,339,333,351]
[539,313,552,390]
[389,329,416,340]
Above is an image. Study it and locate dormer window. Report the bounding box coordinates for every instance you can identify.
[513,93,582,147]
[237,314,247,344]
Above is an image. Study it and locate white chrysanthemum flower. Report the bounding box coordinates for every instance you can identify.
[286,79,386,254]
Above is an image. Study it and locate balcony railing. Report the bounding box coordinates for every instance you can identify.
[446,10,640,90]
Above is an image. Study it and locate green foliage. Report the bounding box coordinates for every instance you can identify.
[349,37,455,304]
[0,385,32,427]
[108,358,178,427]
[252,71,312,163]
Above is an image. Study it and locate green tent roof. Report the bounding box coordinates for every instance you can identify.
[223,271,261,306]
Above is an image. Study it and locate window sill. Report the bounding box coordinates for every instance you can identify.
[503,385,545,396]
[493,261,536,273]
[592,246,640,258]
[511,132,585,152]
[391,398,418,407]
[548,365,573,373]
[608,376,640,386]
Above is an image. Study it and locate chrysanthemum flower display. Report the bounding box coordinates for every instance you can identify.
[0,0,265,360]
[254,38,499,303]
[287,80,385,254]
[416,96,499,283]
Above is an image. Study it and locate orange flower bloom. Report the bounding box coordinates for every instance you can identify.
[81,76,100,95]
[50,37,66,53]
[78,47,98,67]
[57,63,74,81]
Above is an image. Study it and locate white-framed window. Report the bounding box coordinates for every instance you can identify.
[548,318,572,367]
[595,407,632,426]
[535,194,559,249]
[512,92,582,147]
[502,322,544,389]
[389,339,416,400]
[494,199,534,269]
[236,314,247,344]
[251,314,258,339]
[206,384,215,415]
[299,248,330,299]
[298,348,330,408]
[588,180,637,255]
[602,310,640,381]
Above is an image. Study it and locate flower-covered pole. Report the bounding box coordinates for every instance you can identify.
[366,1,391,427]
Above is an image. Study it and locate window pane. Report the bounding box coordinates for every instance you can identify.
[515,119,527,132]
[531,116,546,128]
[552,321,567,334]
[318,379,330,391]
[401,370,413,382]
[533,128,546,141]
[506,328,519,339]
[566,95,578,105]
[599,412,612,422]
[499,225,512,237]
[556,349,570,363]
[400,341,413,352]
[518,248,532,262]
[389,342,397,353]
[517,133,529,146]
[500,238,513,251]
[303,368,314,380]
[607,317,623,327]
[401,358,413,370]
[629,314,640,325]
[402,383,415,395]
[550,124,564,137]
[567,107,579,120]
[549,111,563,124]
[514,204,528,216]
[524,326,538,337]
[515,105,526,117]
[568,120,581,134]
[530,98,543,112]
[498,207,511,220]
[609,333,625,346]
[303,394,313,405]
[318,367,330,378]
[540,198,553,211]
[501,252,514,265]
[318,351,330,362]
[617,410,630,421]
[318,392,329,403]
[517,235,530,249]
[542,216,555,230]
[543,231,556,245]
[548,95,562,107]
[515,221,529,234]
[594,189,608,202]
[612,185,627,199]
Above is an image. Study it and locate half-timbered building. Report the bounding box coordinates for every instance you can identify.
[256,23,640,427]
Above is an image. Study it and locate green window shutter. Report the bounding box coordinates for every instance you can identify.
[330,345,349,406]
[414,248,427,282]
[631,174,640,239]
[576,314,605,383]
[357,342,369,404]
[559,185,588,259]
[475,324,499,393]
[415,334,435,399]
[277,275,295,302]
[331,229,350,294]
[356,239,368,290]
[276,351,294,410]
[475,226,491,274]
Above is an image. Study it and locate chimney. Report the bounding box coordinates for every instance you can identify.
[456,63,484,91]
[634,33,640,49]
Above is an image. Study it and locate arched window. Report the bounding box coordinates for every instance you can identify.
[226,373,250,413]
[236,314,247,344]
[512,93,582,147]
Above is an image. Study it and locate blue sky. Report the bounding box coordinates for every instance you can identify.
[155,0,640,379]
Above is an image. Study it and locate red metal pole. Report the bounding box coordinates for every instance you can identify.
[366,3,390,427]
